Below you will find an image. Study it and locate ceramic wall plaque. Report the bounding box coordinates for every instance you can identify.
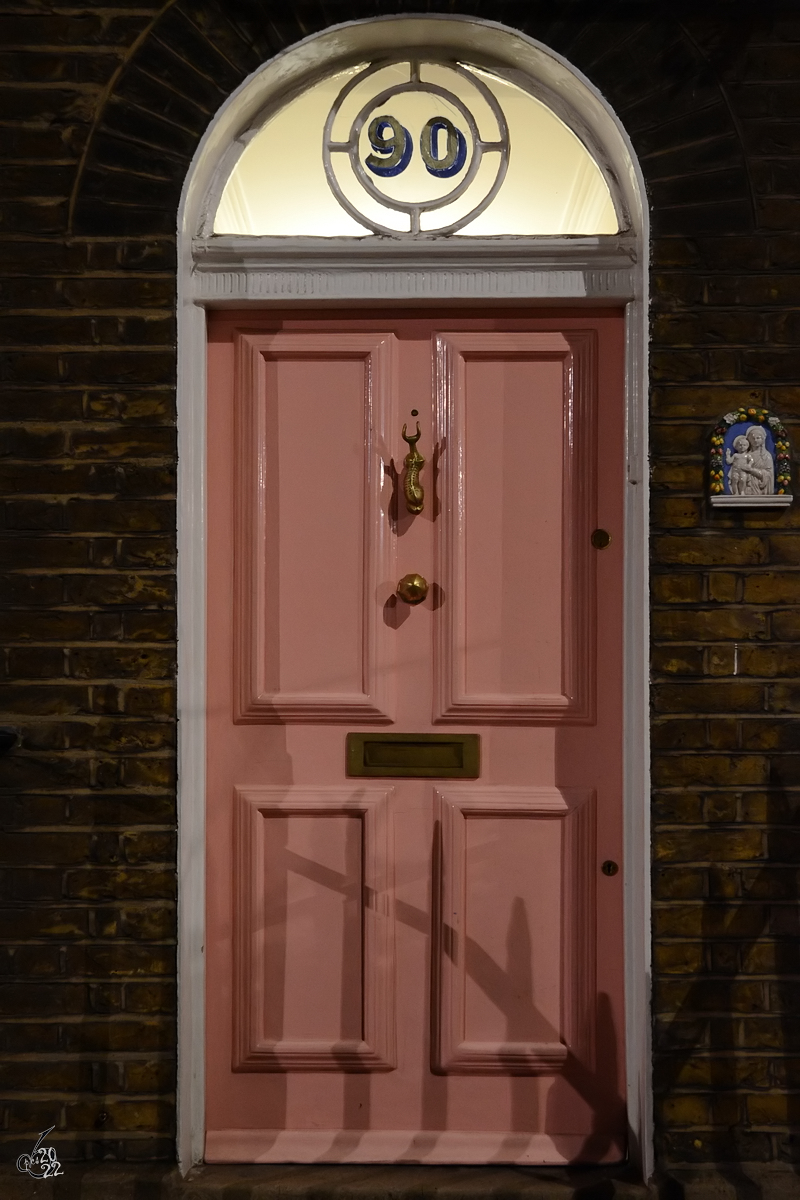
[709,406,793,508]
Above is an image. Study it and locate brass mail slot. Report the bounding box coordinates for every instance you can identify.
[346,733,480,778]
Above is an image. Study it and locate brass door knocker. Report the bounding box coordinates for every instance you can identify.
[402,421,425,514]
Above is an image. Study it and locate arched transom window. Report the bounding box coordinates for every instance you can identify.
[214,57,620,239]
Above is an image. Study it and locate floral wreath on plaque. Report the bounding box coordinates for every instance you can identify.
[709,406,793,508]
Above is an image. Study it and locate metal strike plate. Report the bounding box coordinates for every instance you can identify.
[346,732,480,778]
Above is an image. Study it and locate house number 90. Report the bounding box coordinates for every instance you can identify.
[365,115,467,179]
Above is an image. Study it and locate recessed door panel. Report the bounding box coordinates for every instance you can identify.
[434,788,595,1075]
[234,331,396,722]
[233,787,394,1071]
[435,332,595,722]
[206,310,626,1165]
[462,356,564,699]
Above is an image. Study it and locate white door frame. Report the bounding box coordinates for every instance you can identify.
[175,15,651,1178]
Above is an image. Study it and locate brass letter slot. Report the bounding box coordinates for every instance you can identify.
[346,733,480,778]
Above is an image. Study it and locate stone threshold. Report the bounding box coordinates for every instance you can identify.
[4,1162,800,1199]
[1,1161,646,1199]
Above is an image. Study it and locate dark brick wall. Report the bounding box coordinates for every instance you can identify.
[2,0,800,1175]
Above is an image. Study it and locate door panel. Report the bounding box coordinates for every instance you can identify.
[235,331,396,722]
[434,788,594,1075]
[233,787,394,1072]
[206,310,626,1165]
[435,331,594,721]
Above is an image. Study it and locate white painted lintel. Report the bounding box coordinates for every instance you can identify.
[191,235,637,305]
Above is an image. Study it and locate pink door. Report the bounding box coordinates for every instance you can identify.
[205,310,626,1165]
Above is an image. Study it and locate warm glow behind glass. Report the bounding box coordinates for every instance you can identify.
[213,62,619,238]
[215,68,368,238]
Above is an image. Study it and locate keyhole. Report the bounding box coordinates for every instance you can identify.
[601,860,619,876]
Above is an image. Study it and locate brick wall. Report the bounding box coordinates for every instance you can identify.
[0,0,180,1162]
[646,14,800,1170]
[2,0,800,1177]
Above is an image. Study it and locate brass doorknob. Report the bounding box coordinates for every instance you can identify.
[397,573,429,605]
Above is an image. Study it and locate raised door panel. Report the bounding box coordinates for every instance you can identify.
[234,331,396,722]
[434,332,596,723]
[434,788,596,1074]
[233,787,395,1071]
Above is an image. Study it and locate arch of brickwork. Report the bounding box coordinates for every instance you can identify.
[2,1,800,1183]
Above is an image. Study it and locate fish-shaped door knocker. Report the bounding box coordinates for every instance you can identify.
[402,421,425,514]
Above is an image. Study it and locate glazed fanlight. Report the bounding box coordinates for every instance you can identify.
[709,407,793,508]
[214,58,619,238]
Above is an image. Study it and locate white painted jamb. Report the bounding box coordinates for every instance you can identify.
[175,263,207,1171]
[176,14,651,1180]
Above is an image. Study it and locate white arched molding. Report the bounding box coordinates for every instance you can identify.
[176,14,650,1178]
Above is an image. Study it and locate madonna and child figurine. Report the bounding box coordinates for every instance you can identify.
[709,407,793,508]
